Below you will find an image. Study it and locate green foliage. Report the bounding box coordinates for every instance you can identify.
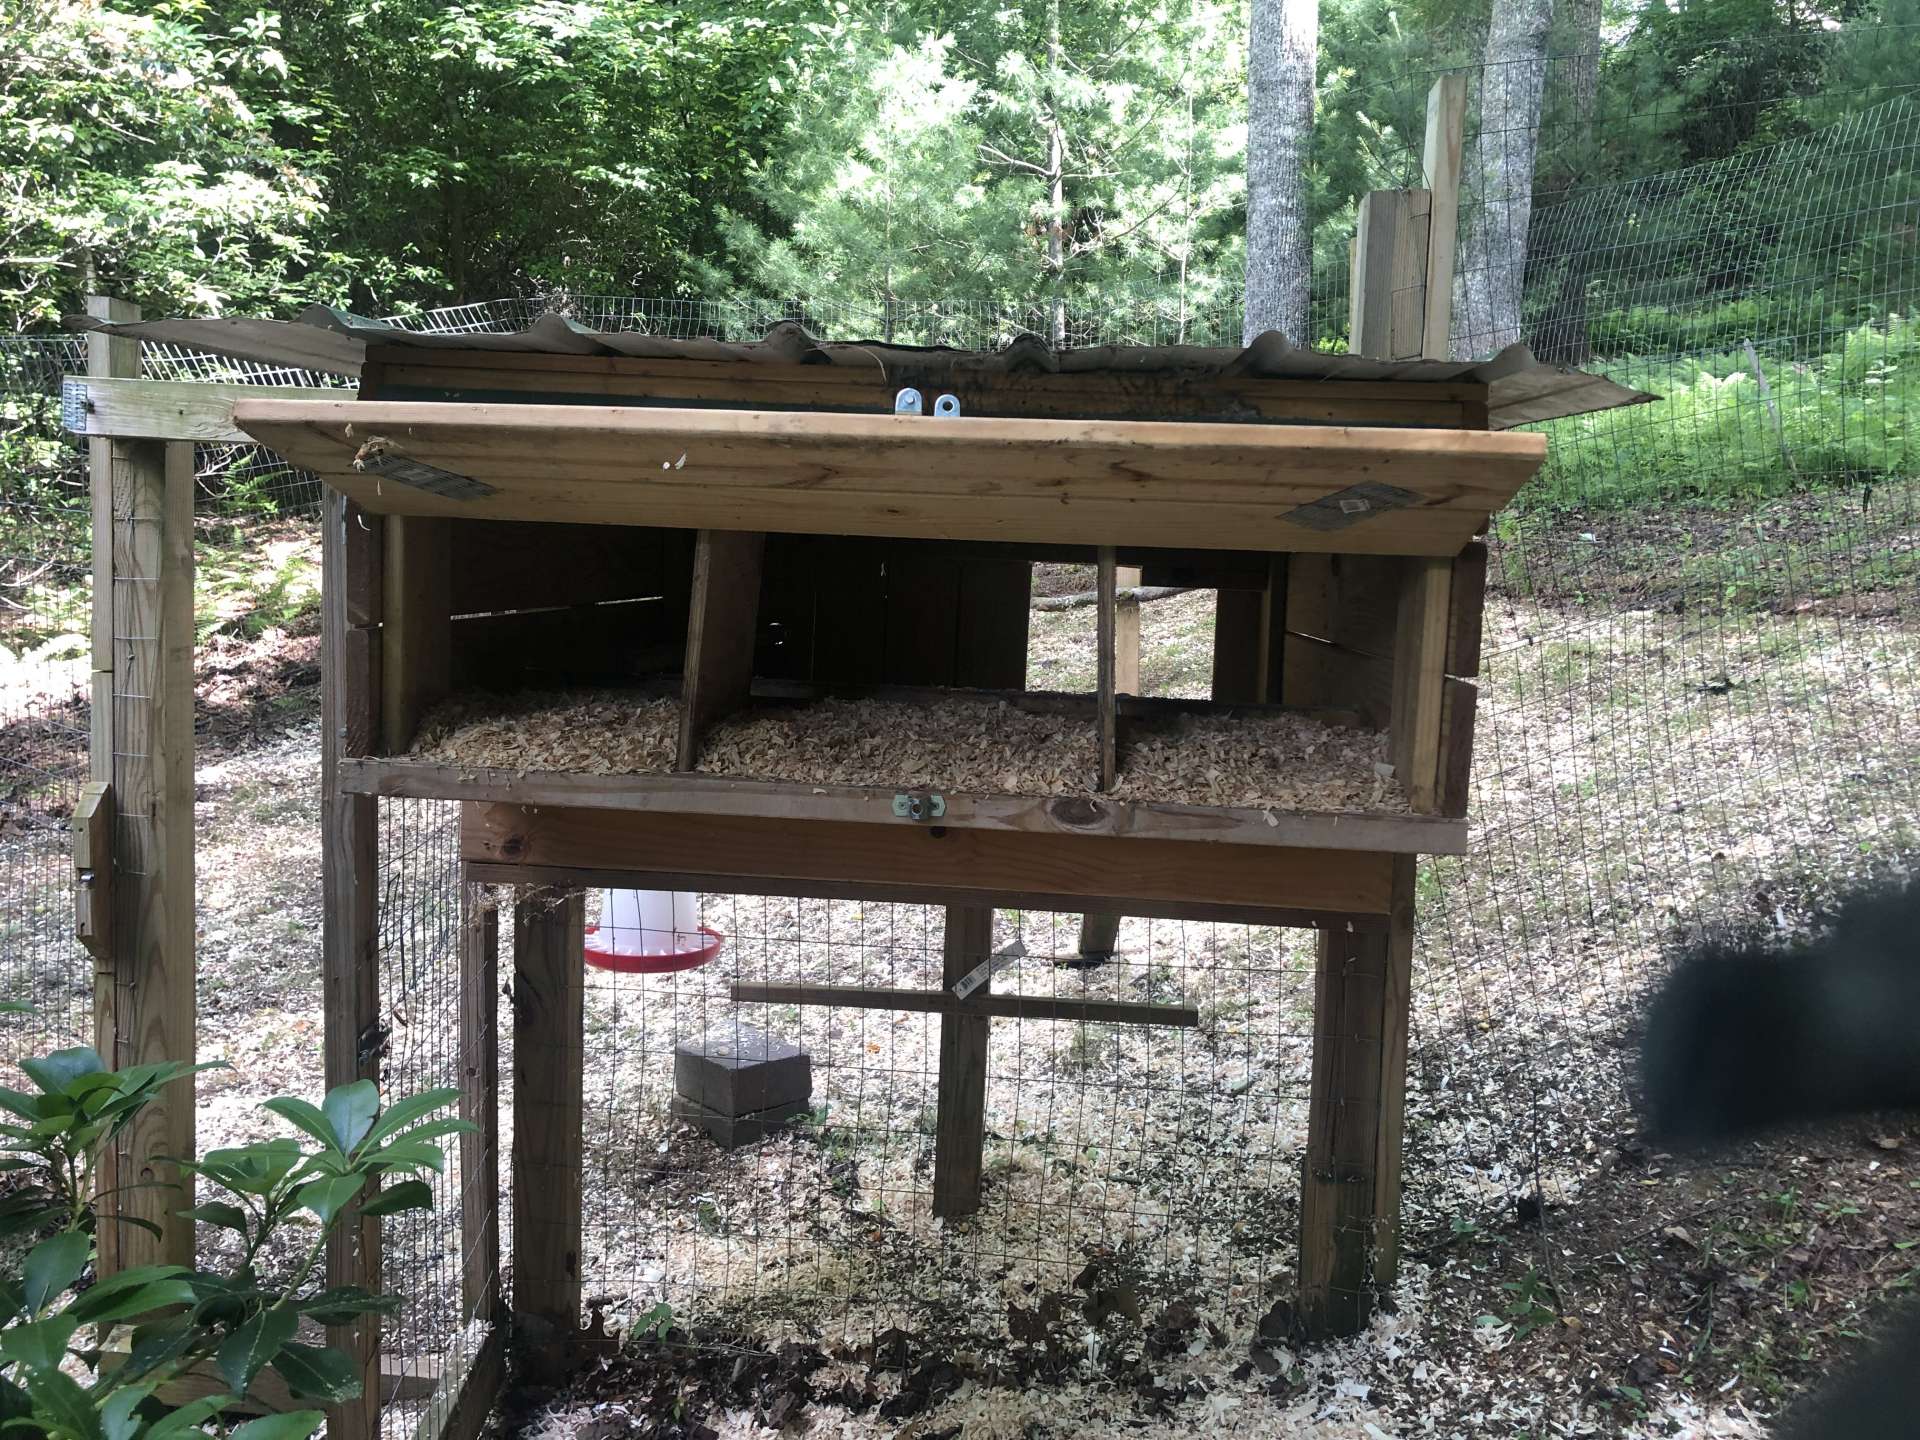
[1523,313,1920,512]
[1,1044,470,1440]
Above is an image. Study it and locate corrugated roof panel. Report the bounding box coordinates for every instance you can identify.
[65,308,1655,429]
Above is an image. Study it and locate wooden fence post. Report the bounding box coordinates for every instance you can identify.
[84,296,197,1276]
[321,488,384,1439]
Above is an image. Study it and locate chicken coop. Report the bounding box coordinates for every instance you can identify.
[66,298,1650,1436]
[61,86,1652,1440]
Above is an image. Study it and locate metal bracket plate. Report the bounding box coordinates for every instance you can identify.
[1281,480,1422,532]
[352,448,497,501]
[891,791,946,821]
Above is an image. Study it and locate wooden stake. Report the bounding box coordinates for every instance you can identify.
[512,888,586,1328]
[1421,74,1468,362]
[933,906,994,1220]
[321,488,383,1440]
[460,872,502,1323]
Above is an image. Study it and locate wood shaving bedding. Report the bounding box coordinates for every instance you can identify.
[410,688,1404,814]
[411,689,680,773]
[1111,710,1409,812]
[698,696,1101,795]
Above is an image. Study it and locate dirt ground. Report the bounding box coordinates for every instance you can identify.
[4,510,1920,1439]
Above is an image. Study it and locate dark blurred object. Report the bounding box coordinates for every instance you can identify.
[1640,881,1920,1438]
[1641,882,1920,1144]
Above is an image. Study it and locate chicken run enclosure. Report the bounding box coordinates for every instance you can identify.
[62,287,1648,1436]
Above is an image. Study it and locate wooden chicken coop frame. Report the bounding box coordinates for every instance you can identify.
[61,76,1658,1440]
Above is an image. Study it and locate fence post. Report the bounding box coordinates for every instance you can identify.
[83,296,197,1276]
[1421,74,1468,361]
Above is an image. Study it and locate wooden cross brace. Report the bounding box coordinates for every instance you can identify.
[731,905,1198,1220]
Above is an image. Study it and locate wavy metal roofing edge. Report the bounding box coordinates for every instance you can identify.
[64,306,1655,430]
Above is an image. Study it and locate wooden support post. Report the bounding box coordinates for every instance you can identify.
[459,870,502,1324]
[322,488,384,1440]
[1112,564,1142,695]
[1095,547,1117,792]
[86,332,197,1276]
[1421,74,1468,362]
[511,887,586,1329]
[1298,855,1416,1337]
[1390,558,1452,813]
[933,906,994,1220]
[380,516,452,753]
[677,530,767,770]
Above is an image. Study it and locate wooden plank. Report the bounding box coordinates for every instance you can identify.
[1210,558,1286,705]
[731,983,1198,1028]
[341,756,1467,856]
[93,439,195,1277]
[1282,555,1402,726]
[368,347,1483,428]
[1096,548,1117,791]
[1350,192,1399,362]
[1298,856,1416,1338]
[934,906,994,1220]
[1447,541,1487,678]
[472,861,1384,933]
[677,530,766,770]
[1389,558,1451,813]
[321,487,383,1440]
[231,400,1548,558]
[381,516,452,753]
[461,805,1402,917]
[1421,74,1468,362]
[512,888,586,1328]
[1438,678,1478,820]
[1371,857,1417,1298]
[460,875,501,1323]
[881,547,962,685]
[61,377,343,442]
[72,781,112,959]
[1112,565,1142,695]
[411,1327,503,1440]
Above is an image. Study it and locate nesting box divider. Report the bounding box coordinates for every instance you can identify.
[676,529,768,771]
[1096,546,1118,792]
[381,515,453,753]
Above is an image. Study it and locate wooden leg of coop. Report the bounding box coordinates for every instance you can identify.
[321,491,384,1440]
[1076,912,1121,963]
[933,906,994,1220]
[512,888,586,1331]
[460,869,502,1324]
[1298,856,1415,1338]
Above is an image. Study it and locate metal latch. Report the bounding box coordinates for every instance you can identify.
[61,379,90,435]
[892,791,946,821]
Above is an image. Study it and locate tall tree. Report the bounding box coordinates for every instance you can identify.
[1243,0,1318,345]
[1453,0,1552,355]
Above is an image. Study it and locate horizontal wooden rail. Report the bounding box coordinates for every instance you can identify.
[731,982,1199,1027]
[62,377,346,442]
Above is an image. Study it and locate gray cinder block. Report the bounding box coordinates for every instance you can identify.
[674,1024,812,1122]
[671,1094,812,1150]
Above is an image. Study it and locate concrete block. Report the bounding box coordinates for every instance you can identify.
[673,1024,811,1118]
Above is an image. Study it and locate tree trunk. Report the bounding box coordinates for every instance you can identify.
[1453,0,1553,358]
[1046,0,1068,348]
[1243,0,1317,347]
[1531,0,1602,363]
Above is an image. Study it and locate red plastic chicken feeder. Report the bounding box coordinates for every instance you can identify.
[583,889,724,975]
